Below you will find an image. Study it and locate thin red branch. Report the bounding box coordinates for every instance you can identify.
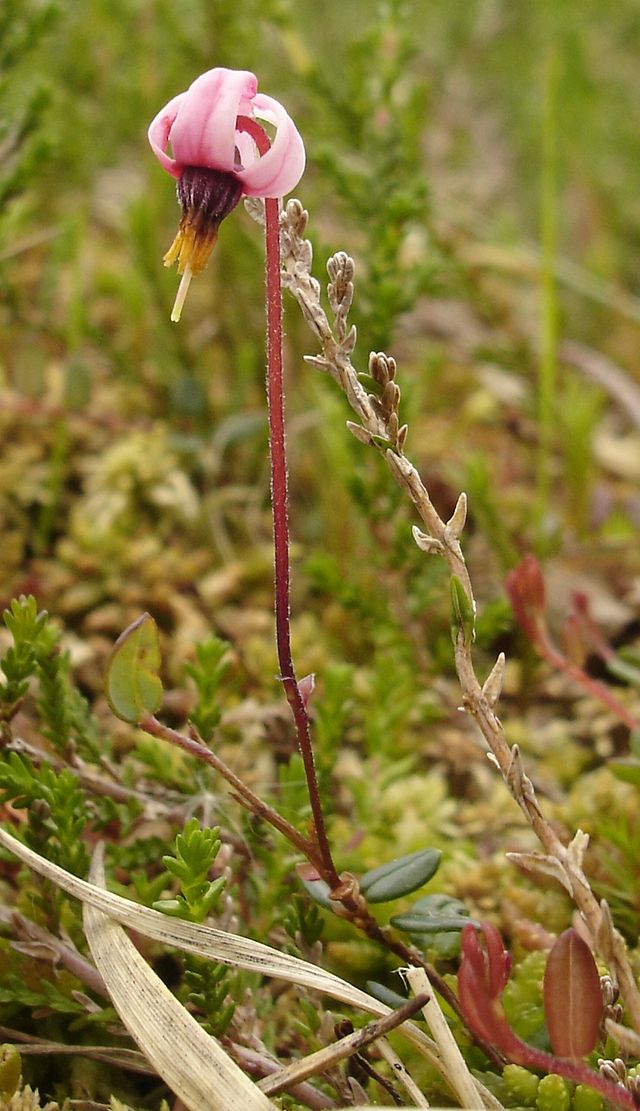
[506,556,638,732]
[140,715,320,866]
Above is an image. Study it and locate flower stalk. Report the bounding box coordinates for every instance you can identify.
[148,71,337,880]
[236,116,340,889]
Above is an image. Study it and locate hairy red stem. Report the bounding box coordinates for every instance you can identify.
[238,118,339,888]
[512,1042,637,1110]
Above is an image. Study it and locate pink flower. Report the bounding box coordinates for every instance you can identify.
[148,67,305,320]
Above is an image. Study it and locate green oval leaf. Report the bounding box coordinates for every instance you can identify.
[299,876,333,910]
[0,1044,22,1099]
[106,613,163,724]
[391,894,477,935]
[360,848,441,903]
[391,911,477,934]
[366,981,410,1010]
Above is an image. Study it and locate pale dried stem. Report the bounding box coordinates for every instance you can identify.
[375,1039,430,1108]
[257,993,429,1103]
[404,966,480,1108]
[279,198,640,1033]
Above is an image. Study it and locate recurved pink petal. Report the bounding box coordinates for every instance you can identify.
[168,68,257,174]
[148,93,186,179]
[234,130,257,173]
[238,93,306,198]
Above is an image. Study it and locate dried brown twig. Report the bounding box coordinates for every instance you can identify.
[277,197,640,1034]
[256,993,429,1100]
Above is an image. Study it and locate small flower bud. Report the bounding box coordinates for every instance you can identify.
[285,198,308,236]
[341,323,357,354]
[382,381,400,415]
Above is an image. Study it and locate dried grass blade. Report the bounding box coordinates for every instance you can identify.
[0,828,407,1015]
[83,846,274,1111]
[404,966,489,1109]
[258,994,430,1103]
[0,826,501,1105]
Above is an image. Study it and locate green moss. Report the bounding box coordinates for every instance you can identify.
[503,950,547,1043]
[536,1074,571,1111]
[503,1064,540,1106]
[572,1085,604,1111]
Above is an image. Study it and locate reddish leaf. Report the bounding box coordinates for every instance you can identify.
[543,929,602,1058]
[457,923,521,1055]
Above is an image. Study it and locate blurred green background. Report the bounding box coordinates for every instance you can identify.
[2,0,640,694]
[1,0,639,703]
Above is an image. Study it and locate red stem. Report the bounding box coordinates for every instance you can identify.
[512,1039,638,1110]
[237,117,340,888]
[140,715,320,865]
[537,629,639,732]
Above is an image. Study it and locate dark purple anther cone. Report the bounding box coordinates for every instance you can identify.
[177,166,243,227]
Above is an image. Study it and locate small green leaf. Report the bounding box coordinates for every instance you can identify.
[152,898,183,917]
[450,575,475,645]
[0,1044,22,1099]
[106,614,163,724]
[605,656,640,689]
[366,982,410,1010]
[360,848,441,903]
[299,876,333,909]
[390,893,477,935]
[391,911,476,934]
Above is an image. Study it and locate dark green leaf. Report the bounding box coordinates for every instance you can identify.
[360,848,441,903]
[299,876,333,909]
[366,981,411,1009]
[391,893,477,935]
[391,911,477,934]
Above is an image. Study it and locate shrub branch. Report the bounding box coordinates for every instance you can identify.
[278,197,640,1035]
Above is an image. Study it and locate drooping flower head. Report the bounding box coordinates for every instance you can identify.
[148,67,305,320]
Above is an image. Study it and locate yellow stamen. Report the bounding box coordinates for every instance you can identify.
[170,265,193,323]
[163,211,219,322]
